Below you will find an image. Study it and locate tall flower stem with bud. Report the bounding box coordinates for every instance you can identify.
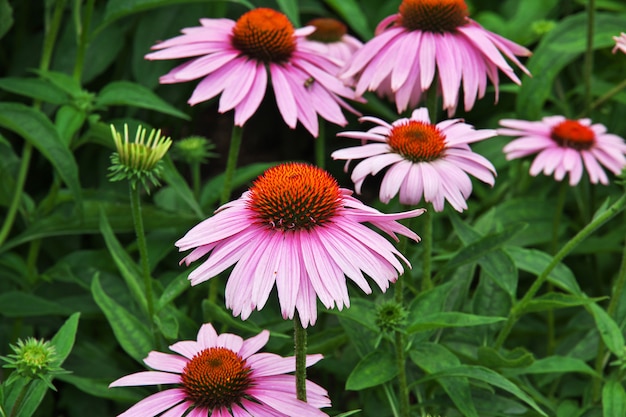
[294,313,308,401]
[109,125,172,348]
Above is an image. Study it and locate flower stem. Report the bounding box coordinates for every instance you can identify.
[129,184,158,348]
[72,0,95,81]
[294,314,308,402]
[191,161,201,200]
[8,380,30,417]
[421,205,433,292]
[219,125,244,205]
[315,121,326,170]
[494,191,626,349]
[583,0,596,116]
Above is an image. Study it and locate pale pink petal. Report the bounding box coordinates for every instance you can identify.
[143,351,188,373]
[109,371,181,387]
[117,389,186,417]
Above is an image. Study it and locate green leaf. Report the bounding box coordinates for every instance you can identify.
[410,343,478,417]
[56,374,145,402]
[587,303,625,357]
[55,105,86,146]
[200,162,275,208]
[509,356,598,377]
[346,350,397,390]
[276,0,300,26]
[505,247,582,295]
[477,346,535,369]
[322,0,372,40]
[155,306,179,340]
[99,211,148,313]
[521,292,605,313]
[0,77,69,104]
[603,378,626,417]
[407,312,506,334]
[0,291,72,317]
[95,81,190,120]
[0,0,13,40]
[160,156,204,218]
[417,365,548,416]
[332,298,379,333]
[0,103,82,206]
[32,70,84,98]
[101,0,254,28]
[201,299,271,336]
[50,312,81,365]
[91,274,152,363]
[517,12,626,119]
[157,271,191,311]
[334,411,362,417]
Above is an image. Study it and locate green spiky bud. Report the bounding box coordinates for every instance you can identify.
[172,135,218,165]
[1,337,67,389]
[375,301,408,333]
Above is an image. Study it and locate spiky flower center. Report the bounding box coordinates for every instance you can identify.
[550,120,595,150]
[181,347,252,409]
[231,8,296,62]
[399,0,469,33]
[388,121,446,162]
[249,162,342,231]
[306,18,347,43]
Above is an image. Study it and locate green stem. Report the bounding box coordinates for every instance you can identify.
[494,191,626,349]
[129,185,158,348]
[294,314,307,402]
[583,0,596,116]
[426,80,439,123]
[72,0,95,81]
[583,78,626,116]
[421,205,433,292]
[315,121,326,170]
[191,161,201,200]
[8,380,31,417]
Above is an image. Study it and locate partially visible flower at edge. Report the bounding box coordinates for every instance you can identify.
[499,116,626,185]
[331,108,497,212]
[110,323,330,416]
[176,162,425,327]
[341,0,531,115]
[305,17,363,68]
[108,124,172,192]
[1,337,67,389]
[613,32,626,54]
[145,8,360,137]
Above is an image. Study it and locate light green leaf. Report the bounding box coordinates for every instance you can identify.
[509,355,598,377]
[0,103,82,206]
[55,105,86,146]
[587,303,625,357]
[276,0,300,26]
[346,350,397,390]
[407,312,506,334]
[322,0,372,39]
[332,298,378,332]
[521,292,604,313]
[157,271,191,311]
[50,312,81,365]
[477,346,534,369]
[603,378,626,417]
[91,274,152,363]
[96,81,190,119]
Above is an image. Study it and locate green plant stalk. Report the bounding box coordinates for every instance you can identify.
[0,0,65,248]
[421,205,433,291]
[583,0,596,116]
[315,121,326,170]
[8,381,30,417]
[129,184,158,348]
[494,191,626,349]
[585,78,626,115]
[394,228,412,417]
[72,0,95,81]
[294,314,307,402]
[191,161,201,200]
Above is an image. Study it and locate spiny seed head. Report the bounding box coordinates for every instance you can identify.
[388,121,446,162]
[399,0,469,33]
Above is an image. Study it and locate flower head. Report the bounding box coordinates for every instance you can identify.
[341,0,531,114]
[146,8,359,137]
[613,32,626,54]
[305,18,363,67]
[1,337,67,389]
[499,116,626,185]
[176,162,424,327]
[332,108,497,212]
[172,136,218,165]
[110,324,329,416]
[109,124,172,191]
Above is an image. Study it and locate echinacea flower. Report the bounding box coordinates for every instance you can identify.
[110,323,330,417]
[331,108,496,212]
[305,18,363,67]
[146,8,359,137]
[341,0,532,114]
[499,116,626,185]
[613,32,626,54]
[176,162,424,327]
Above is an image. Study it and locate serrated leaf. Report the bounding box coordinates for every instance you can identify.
[346,350,397,390]
[95,81,190,120]
[407,312,506,334]
[410,342,478,417]
[91,274,152,363]
[0,77,69,104]
[417,365,548,416]
[0,103,82,207]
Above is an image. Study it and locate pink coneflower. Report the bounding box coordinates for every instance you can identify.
[176,162,424,327]
[331,108,497,212]
[109,323,329,416]
[341,0,531,114]
[613,32,626,54]
[500,116,626,185]
[305,18,363,67]
[145,8,358,137]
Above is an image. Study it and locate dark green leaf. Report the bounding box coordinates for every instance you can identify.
[160,156,204,218]
[157,271,191,311]
[0,103,82,206]
[201,299,272,336]
[32,70,84,98]
[56,374,145,402]
[96,81,190,120]
[603,378,626,417]
[0,291,72,317]
[200,162,275,208]
[346,350,397,390]
[587,303,625,356]
[521,292,604,313]
[509,356,598,377]
[477,346,534,369]
[416,365,548,416]
[407,312,506,334]
[332,298,379,333]
[0,0,13,40]
[91,274,152,363]
[50,312,81,365]
[410,342,478,417]
[322,0,372,40]
[0,77,69,104]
